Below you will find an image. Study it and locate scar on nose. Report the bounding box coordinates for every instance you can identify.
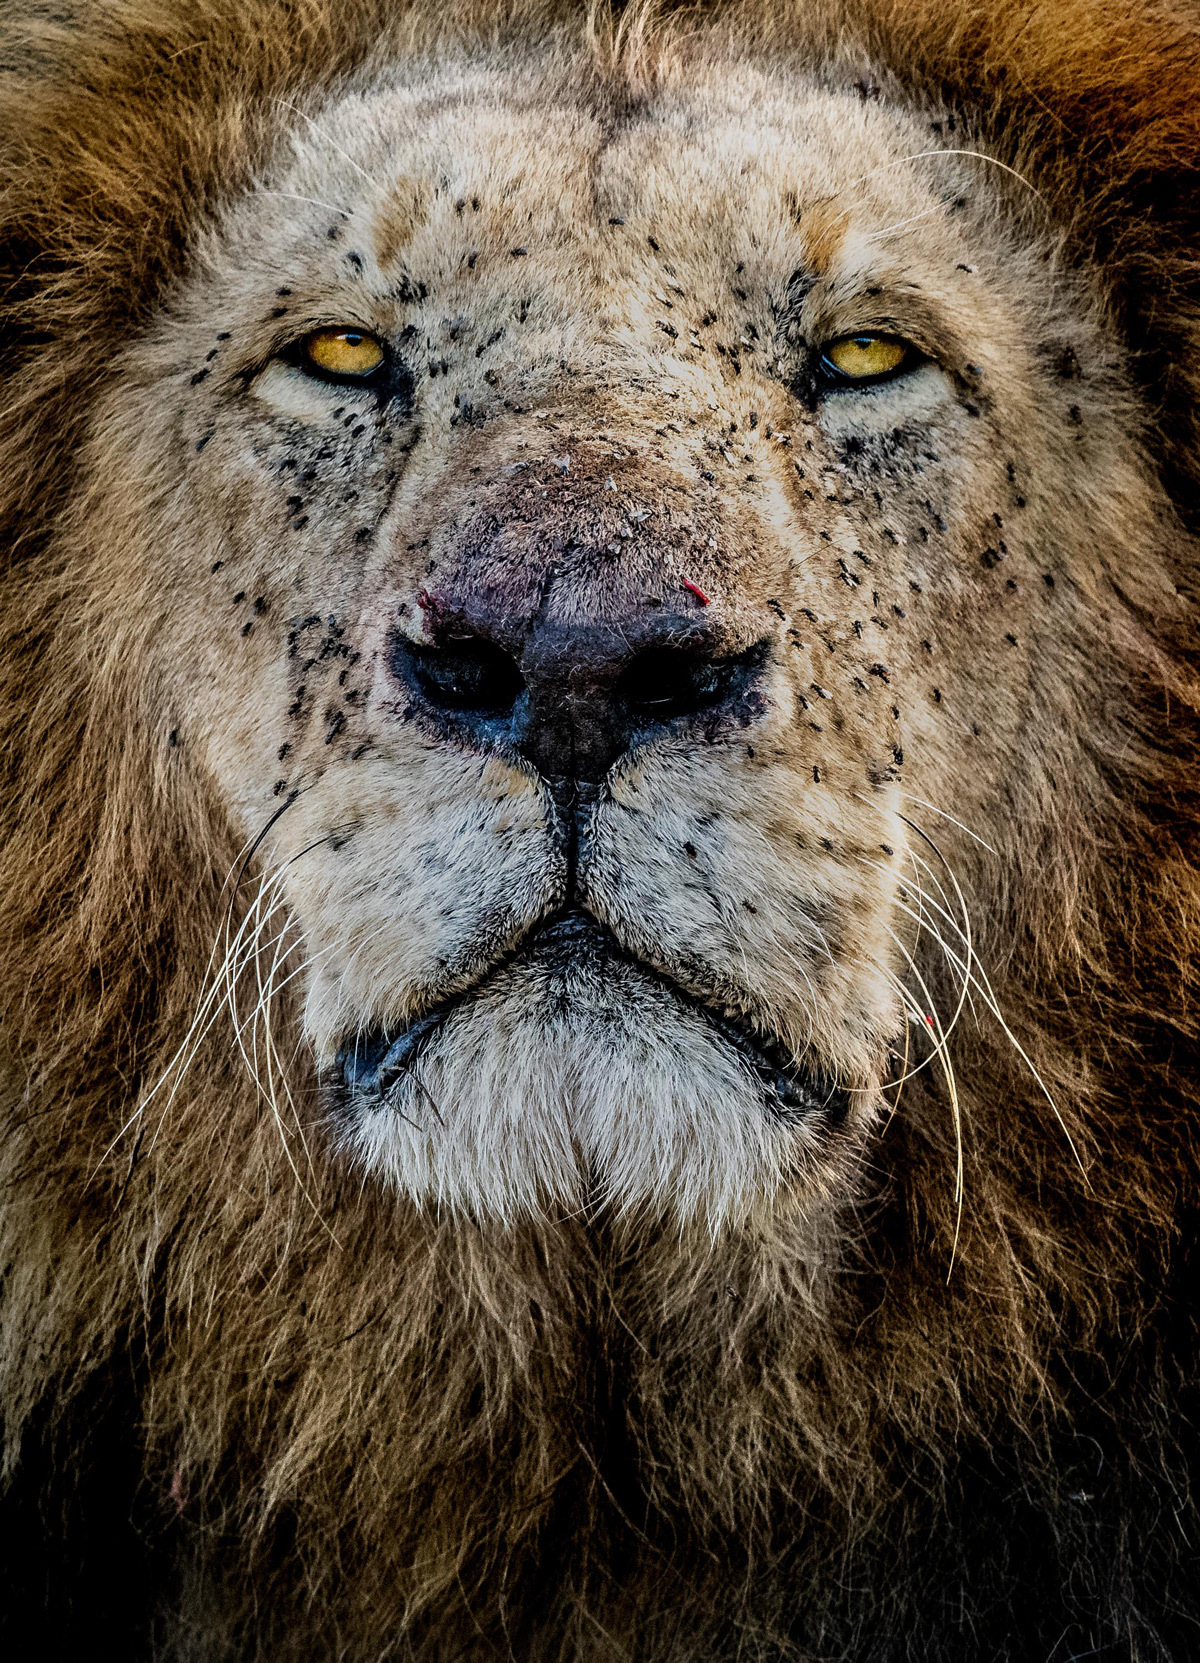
[801,201,850,273]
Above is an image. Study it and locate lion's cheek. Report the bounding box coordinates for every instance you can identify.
[267,749,561,1058]
[585,746,904,1081]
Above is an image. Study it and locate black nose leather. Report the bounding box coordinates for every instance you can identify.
[389,616,765,783]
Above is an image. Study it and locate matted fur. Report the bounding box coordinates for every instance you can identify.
[2,1,1200,1658]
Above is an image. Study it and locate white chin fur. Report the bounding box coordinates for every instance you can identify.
[335,956,833,1232]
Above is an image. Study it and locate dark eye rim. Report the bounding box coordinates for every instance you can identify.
[816,333,922,391]
[280,327,402,392]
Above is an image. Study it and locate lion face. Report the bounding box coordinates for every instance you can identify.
[81,57,1166,1230]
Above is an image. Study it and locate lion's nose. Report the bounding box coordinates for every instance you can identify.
[388,615,766,784]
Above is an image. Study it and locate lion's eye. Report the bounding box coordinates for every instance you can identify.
[299,327,387,383]
[820,334,913,385]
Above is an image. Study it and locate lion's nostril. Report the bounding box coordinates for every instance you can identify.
[391,635,525,718]
[619,642,766,723]
[621,648,736,720]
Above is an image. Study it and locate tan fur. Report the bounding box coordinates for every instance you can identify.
[2,2,1200,1658]
[798,201,850,274]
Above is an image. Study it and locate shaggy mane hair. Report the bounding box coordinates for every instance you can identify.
[2,2,1200,1657]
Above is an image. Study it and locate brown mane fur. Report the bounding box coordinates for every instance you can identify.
[2,2,1200,1657]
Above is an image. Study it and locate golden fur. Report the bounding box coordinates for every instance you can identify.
[2,1,1200,1657]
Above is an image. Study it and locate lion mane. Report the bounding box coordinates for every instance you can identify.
[2,1,1200,1657]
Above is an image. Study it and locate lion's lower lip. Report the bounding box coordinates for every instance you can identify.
[335,909,847,1124]
[694,1004,845,1120]
[339,1007,451,1097]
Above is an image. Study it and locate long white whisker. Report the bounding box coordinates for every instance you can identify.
[112,817,327,1165]
[898,793,998,855]
[101,866,294,1168]
[852,945,959,1092]
[881,919,965,1270]
[900,845,983,1028]
[869,203,950,239]
[276,99,377,186]
[258,188,350,218]
[899,829,975,1035]
[846,148,1047,206]
[857,852,974,1061]
[883,885,1083,1173]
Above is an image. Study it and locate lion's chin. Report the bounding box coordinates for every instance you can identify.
[326,910,852,1230]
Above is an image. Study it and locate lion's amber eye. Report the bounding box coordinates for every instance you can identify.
[821,334,911,384]
[300,327,386,381]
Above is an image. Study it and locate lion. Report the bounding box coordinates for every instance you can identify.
[2,0,1199,1655]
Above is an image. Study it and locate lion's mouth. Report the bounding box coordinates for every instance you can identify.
[335,907,847,1124]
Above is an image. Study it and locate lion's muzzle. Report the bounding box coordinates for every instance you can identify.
[335,906,850,1131]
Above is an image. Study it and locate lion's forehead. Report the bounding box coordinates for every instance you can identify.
[255,70,968,318]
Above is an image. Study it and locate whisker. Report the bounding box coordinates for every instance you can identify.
[845,148,1048,207]
[881,919,966,1270]
[251,907,314,1161]
[849,789,1085,1268]
[258,188,351,218]
[275,99,377,186]
[898,792,998,855]
[868,203,951,240]
[98,869,292,1170]
[101,807,331,1177]
[884,884,1084,1175]
[861,948,960,1091]
[900,844,983,1028]
[899,828,974,1040]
